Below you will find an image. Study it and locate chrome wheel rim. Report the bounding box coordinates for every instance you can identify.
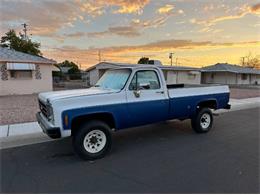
[83,130,106,153]
[200,113,211,129]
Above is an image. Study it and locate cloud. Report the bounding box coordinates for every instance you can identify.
[48,39,260,57]
[0,1,82,36]
[43,39,259,69]
[250,3,260,13]
[55,9,173,39]
[191,3,260,27]
[112,0,150,14]
[75,0,150,15]
[0,0,151,37]
[87,26,140,38]
[157,4,175,14]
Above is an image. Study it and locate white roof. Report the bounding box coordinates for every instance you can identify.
[86,62,200,72]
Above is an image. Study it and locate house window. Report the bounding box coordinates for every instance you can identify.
[241,74,247,80]
[188,73,196,79]
[10,70,32,79]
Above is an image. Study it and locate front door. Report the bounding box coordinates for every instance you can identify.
[126,69,169,127]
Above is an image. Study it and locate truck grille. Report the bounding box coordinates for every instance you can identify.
[39,100,48,118]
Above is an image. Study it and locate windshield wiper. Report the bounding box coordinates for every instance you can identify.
[94,85,100,87]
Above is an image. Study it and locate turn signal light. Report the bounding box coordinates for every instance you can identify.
[64,115,69,127]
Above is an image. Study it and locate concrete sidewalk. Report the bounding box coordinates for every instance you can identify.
[0,97,259,145]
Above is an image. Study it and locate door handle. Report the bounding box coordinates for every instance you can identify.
[156,91,164,94]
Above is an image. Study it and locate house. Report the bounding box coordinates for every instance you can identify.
[201,63,260,85]
[85,62,201,86]
[0,47,57,95]
[161,65,201,85]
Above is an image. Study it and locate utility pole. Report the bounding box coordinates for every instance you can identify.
[169,52,174,66]
[21,23,28,40]
[98,50,101,62]
[241,57,245,66]
[175,57,178,66]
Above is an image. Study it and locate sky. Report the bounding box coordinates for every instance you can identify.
[0,0,259,69]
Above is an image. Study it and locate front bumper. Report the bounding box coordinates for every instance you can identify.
[36,112,61,139]
[224,103,231,109]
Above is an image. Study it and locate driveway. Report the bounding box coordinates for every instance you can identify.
[0,108,259,193]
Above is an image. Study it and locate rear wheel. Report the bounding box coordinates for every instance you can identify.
[73,120,112,160]
[191,108,213,133]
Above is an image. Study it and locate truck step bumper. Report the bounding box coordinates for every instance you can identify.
[36,112,61,139]
[224,104,231,109]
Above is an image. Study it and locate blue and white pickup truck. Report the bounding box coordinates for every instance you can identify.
[37,65,230,160]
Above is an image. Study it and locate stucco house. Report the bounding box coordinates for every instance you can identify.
[85,62,201,86]
[0,47,57,96]
[201,63,260,85]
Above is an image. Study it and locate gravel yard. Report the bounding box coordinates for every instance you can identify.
[0,94,39,125]
[0,87,259,125]
[230,87,260,99]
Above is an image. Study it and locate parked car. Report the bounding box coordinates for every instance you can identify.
[37,65,231,160]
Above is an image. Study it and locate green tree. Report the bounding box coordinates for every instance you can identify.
[138,57,149,64]
[58,60,80,73]
[0,29,42,56]
[57,60,81,80]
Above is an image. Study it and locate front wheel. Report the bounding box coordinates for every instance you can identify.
[73,120,112,160]
[191,108,213,133]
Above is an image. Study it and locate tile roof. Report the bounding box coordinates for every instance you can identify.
[0,47,56,64]
[201,63,260,75]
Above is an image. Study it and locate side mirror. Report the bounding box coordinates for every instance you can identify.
[133,90,140,98]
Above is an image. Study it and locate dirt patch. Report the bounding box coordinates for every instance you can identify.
[230,88,260,99]
[0,94,39,125]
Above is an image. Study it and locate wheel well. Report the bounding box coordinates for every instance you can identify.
[197,100,217,110]
[71,113,116,136]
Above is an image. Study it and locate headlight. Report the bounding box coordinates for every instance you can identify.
[46,103,54,123]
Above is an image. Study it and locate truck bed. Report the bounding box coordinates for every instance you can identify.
[166,84,230,119]
[168,84,229,98]
[166,83,221,89]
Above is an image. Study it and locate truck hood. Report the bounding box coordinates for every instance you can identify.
[38,87,119,103]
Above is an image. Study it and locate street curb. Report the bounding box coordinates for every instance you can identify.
[0,132,53,150]
[0,122,41,138]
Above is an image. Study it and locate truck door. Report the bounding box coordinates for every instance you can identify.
[126,69,169,127]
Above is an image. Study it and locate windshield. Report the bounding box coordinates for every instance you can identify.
[95,69,131,90]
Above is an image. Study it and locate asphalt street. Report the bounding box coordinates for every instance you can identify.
[0,108,259,193]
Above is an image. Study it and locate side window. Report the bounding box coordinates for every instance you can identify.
[129,70,160,90]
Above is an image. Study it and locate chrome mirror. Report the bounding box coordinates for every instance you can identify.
[133,90,141,98]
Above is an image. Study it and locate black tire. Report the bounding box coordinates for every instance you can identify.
[191,108,213,133]
[73,120,112,160]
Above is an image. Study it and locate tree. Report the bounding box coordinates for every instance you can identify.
[240,52,260,68]
[57,60,80,73]
[0,29,42,56]
[57,60,81,80]
[138,57,149,64]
